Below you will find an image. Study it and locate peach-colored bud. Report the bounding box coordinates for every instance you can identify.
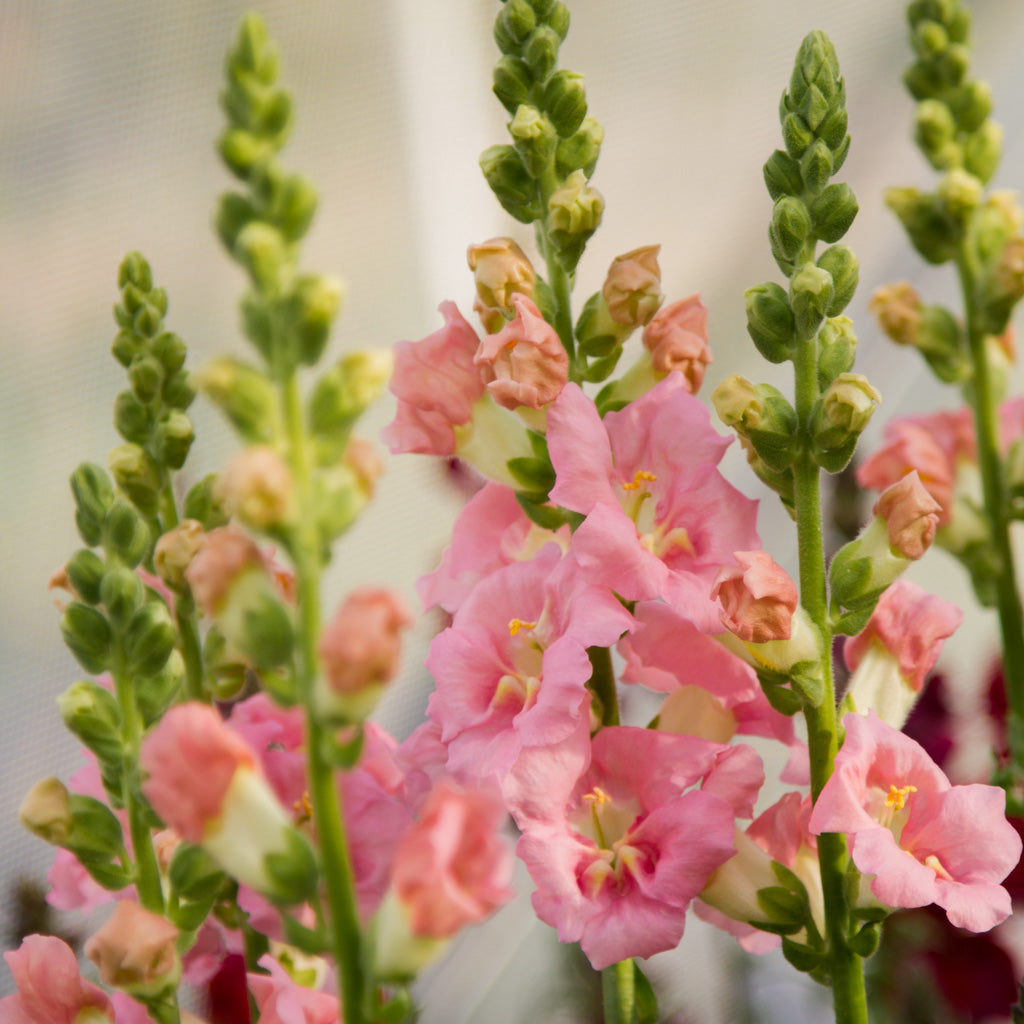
[547,170,604,237]
[184,525,264,617]
[602,245,664,327]
[821,373,881,433]
[343,437,385,499]
[18,776,72,844]
[641,294,712,393]
[712,551,798,644]
[154,519,205,588]
[319,587,413,695]
[467,236,536,333]
[84,901,179,991]
[711,375,762,431]
[873,470,942,560]
[216,445,294,528]
[993,236,1024,304]
[870,282,922,346]
[391,781,514,938]
[153,829,182,873]
[474,294,569,410]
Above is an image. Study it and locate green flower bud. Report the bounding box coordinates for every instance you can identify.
[218,128,271,177]
[937,43,969,89]
[810,183,858,243]
[745,281,796,363]
[546,169,604,272]
[917,304,967,382]
[817,316,858,387]
[789,262,834,339]
[817,106,850,159]
[168,843,227,904]
[233,584,295,669]
[71,463,115,546]
[61,601,112,674]
[543,70,587,138]
[769,196,811,267]
[58,681,123,766]
[273,172,318,243]
[886,186,960,264]
[118,252,153,293]
[262,825,319,905]
[763,149,804,201]
[108,443,161,517]
[510,105,557,177]
[938,167,982,225]
[816,244,858,316]
[555,116,603,178]
[19,778,72,845]
[493,56,533,115]
[308,350,392,463]
[102,499,151,568]
[215,192,259,254]
[524,25,561,81]
[162,369,196,411]
[151,332,187,376]
[137,649,184,726]
[914,98,957,169]
[123,601,177,678]
[980,235,1024,335]
[813,372,881,457]
[66,549,106,605]
[152,410,194,470]
[279,273,343,366]
[950,79,992,133]
[132,300,164,339]
[128,354,163,405]
[111,329,143,368]
[800,138,834,194]
[964,120,1003,184]
[782,112,813,159]
[234,220,286,292]
[547,0,570,40]
[711,376,799,472]
[183,475,230,531]
[498,0,537,48]
[100,565,146,631]
[195,356,278,444]
[479,144,539,224]
[114,390,152,444]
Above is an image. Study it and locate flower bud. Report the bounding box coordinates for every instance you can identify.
[128,354,163,404]
[964,119,1003,184]
[102,499,151,568]
[874,469,942,560]
[816,244,858,316]
[712,551,798,644]
[770,196,811,267]
[71,462,115,546]
[108,443,161,517]
[65,548,106,605]
[542,69,587,138]
[809,182,858,243]
[817,316,857,386]
[234,221,286,292]
[153,409,195,470]
[61,602,112,674]
[914,98,958,169]
[870,282,922,346]
[938,167,983,225]
[195,356,278,445]
[763,149,804,201]
[58,680,123,765]
[468,237,537,333]
[85,902,180,997]
[123,601,177,678]
[886,187,960,265]
[800,138,834,193]
[99,565,146,631]
[216,445,295,529]
[641,294,711,392]
[19,777,72,844]
[981,235,1024,335]
[275,172,319,243]
[509,104,557,178]
[282,272,344,366]
[479,144,539,224]
[114,390,152,444]
[546,169,603,271]
[523,24,560,79]
[602,245,663,327]
[154,519,205,588]
[555,116,603,178]
[744,282,796,363]
[711,376,798,472]
[492,55,533,114]
[812,373,881,471]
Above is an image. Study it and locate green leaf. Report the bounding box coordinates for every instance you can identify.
[633,962,659,1024]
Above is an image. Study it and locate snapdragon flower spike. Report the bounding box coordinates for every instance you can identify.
[618,601,794,747]
[417,481,571,615]
[809,711,1022,931]
[844,579,963,728]
[382,301,534,485]
[505,723,763,969]
[1,934,115,1024]
[547,375,759,632]
[140,702,316,904]
[426,544,633,782]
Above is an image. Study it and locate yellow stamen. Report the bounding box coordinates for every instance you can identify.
[508,618,536,636]
[583,786,611,807]
[621,469,657,491]
[293,791,313,824]
[884,784,917,811]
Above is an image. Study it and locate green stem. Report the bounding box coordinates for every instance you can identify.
[957,251,1024,780]
[792,332,868,1024]
[588,645,619,726]
[281,371,366,1024]
[602,960,635,1024]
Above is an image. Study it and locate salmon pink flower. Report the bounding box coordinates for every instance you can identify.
[547,376,758,632]
[809,711,1021,931]
[844,580,963,727]
[641,294,712,392]
[506,724,762,969]
[84,901,180,996]
[712,550,798,643]
[247,954,339,1024]
[1,934,114,1024]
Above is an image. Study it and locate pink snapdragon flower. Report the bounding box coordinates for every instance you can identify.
[712,550,798,643]
[506,724,762,969]
[1,934,114,1023]
[809,711,1021,931]
[416,482,570,615]
[85,901,179,994]
[474,294,569,410]
[426,544,633,781]
[844,580,963,727]
[618,601,794,747]
[247,954,339,1024]
[547,376,759,632]
[641,294,712,393]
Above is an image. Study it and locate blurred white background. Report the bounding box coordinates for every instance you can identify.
[3,0,1024,1018]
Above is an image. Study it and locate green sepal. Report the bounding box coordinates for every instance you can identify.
[493,56,533,114]
[507,456,556,494]
[324,726,365,770]
[114,390,154,445]
[581,350,623,383]
[756,668,803,716]
[263,829,319,905]
[634,961,659,1024]
[65,549,106,605]
[555,117,603,179]
[813,433,859,474]
[108,444,161,518]
[61,602,112,675]
[123,602,177,678]
[278,273,342,367]
[790,661,824,706]
[58,680,123,766]
[136,651,184,727]
[196,355,278,444]
[849,921,882,958]
[745,282,796,363]
[370,989,415,1024]
[100,565,146,632]
[71,462,115,546]
[153,410,195,470]
[817,244,858,317]
[886,187,961,265]
[515,492,570,531]
[831,605,875,638]
[781,937,827,974]
[542,70,587,138]
[183,474,230,530]
[789,262,834,339]
[810,183,858,243]
[280,910,330,955]
[770,196,811,268]
[66,793,125,860]
[169,842,229,903]
[79,859,134,892]
[817,316,857,388]
[215,192,260,254]
[763,149,804,200]
[260,667,299,707]
[479,144,540,224]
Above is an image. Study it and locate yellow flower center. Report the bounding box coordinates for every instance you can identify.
[884,784,917,811]
[508,618,536,636]
[621,469,657,491]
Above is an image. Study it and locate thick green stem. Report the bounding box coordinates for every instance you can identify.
[602,960,635,1024]
[792,333,868,1024]
[588,644,619,726]
[281,372,366,1024]
[957,252,1024,782]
